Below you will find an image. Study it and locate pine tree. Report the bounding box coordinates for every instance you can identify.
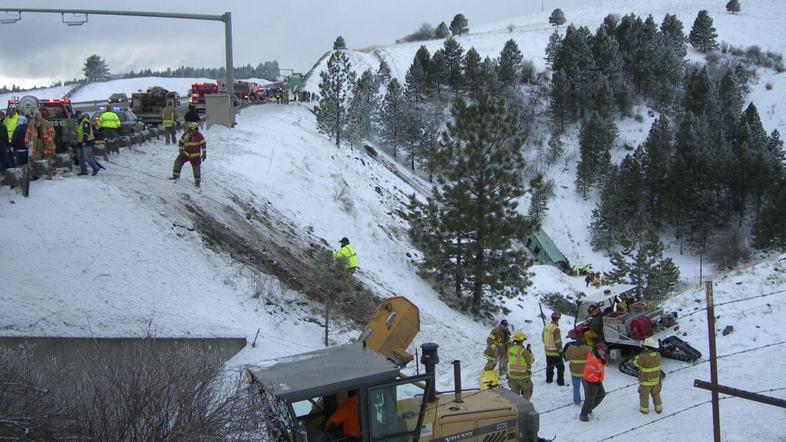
[718,70,743,141]
[315,50,356,147]
[333,35,347,50]
[639,117,673,227]
[379,79,408,158]
[83,54,110,80]
[544,30,562,67]
[435,21,450,38]
[409,90,536,314]
[497,39,524,89]
[549,70,570,131]
[575,112,616,197]
[552,25,596,120]
[442,37,465,94]
[689,10,718,52]
[755,178,786,249]
[726,0,741,14]
[450,13,469,36]
[549,9,566,26]
[376,59,392,85]
[479,56,501,96]
[430,49,448,98]
[607,225,680,301]
[406,104,442,172]
[346,70,380,148]
[462,47,483,93]
[405,46,432,101]
[528,176,554,222]
[546,129,565,166]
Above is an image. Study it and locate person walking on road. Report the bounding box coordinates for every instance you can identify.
[161,102,178,145]
[169,121,205,188]
[634,337,664,414]
[507,331,534,401]
[579,341,607,421]
[543,310,565,386]
[564,332,592,405]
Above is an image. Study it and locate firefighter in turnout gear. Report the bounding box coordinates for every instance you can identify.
[25,110,55,161]
[160,103,178,145]
[564,332,592,405]
[543,311,565,385]
[634,337,663,414]
[483,319,511,376]
[584,303,605,345]
[333,237,358,273]
[169,122,206,188]
[507,330,534,401]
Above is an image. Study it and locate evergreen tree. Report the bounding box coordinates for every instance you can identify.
[544,30,562,67]
[528,176,554,222]
[442,37,465,94]
[405,46,433,101]
[660,14,687,58]
[346,70,380,148]
[549,8,567,26]
[639,118,673,227]
[333,35,347,50]
[430,49,449,98]
[726,0,741,14]
[498,39,524,89]
[463,47,483,93]
[479,56,502,96]
[718,70,743,141]
[83,54,110,80]
[379,79,408,158]
[409,90,536,314]
[653,14,688,109]
[549,70,570,131]
[607,224,680,301]
[552,24,596,120]
[450,13,469,36]
[546,129,565,166]
[376,59,392,84]
[406,104,442,172]
[689,10,718,52]
[315,51,356,147]
[575,112,616,197]
[755,178,786,249]
[683,67,714,116]
[601,14,619,34]
[435,21,451,38]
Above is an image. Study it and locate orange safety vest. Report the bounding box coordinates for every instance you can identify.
[324,396,360,438]
[583,352,605,383]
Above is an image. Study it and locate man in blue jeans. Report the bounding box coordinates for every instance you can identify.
[564,332,592,405]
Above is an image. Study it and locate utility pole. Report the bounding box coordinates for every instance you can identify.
[705,280,721,442]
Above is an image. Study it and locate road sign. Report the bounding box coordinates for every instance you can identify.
[287,73,305,89]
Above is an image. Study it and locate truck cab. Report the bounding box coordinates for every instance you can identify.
[10,97,75,153]
[190,82,220,112]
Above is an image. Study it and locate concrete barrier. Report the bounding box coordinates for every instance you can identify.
[1,167,23,187]
[131,133,142,145]
[52,153,73,170]
[31,159,51,179]
[141,130,151,141]
[94,142,107,158]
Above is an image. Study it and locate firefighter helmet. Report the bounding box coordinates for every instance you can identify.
[513,330,526,342]
[186,122,199,131]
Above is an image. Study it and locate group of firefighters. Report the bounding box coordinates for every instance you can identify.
[483,305,663,422]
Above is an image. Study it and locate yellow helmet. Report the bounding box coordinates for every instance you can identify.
[186,122,199,131]
[513,330,526,342]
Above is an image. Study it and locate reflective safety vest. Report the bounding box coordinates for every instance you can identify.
[565,343,592,377]
[634,350,662,386]
[333,244,357,269]
[583,352,605,383]
[507,344,532,380]
[99,111,121,129]
[3,113,18,143]
[161,107,177,128]
[542,322,562,356]
[178,132,206,159]
[76,117,95,142]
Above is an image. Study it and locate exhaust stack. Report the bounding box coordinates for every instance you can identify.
[420,343,439,403]
[452,360,463,403]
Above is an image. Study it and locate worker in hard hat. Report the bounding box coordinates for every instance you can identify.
[543,310,565,386]
[507,330,534,401]
[634,337,663,414]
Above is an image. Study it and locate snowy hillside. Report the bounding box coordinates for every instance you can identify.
[69,76,214,102]
[0,84,71,105]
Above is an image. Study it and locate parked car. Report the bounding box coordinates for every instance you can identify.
[108,93,129,104]
[91,107,145,138]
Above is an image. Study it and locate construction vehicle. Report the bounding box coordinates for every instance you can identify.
[190,82,219,113]
[245,297,544,442]
[130,87,178,125]
[568,284,702,373]
[8,96,75,153]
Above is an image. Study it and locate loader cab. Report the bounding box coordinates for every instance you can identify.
[247,343,431,442]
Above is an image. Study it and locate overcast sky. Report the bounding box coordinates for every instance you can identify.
[0,0,583,88]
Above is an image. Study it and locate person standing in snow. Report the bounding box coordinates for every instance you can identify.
[543,311,565,386]
[25,110,55,161]
[507,330,534,400]
[333,237,357,273]
[169,122,206,188]
[584,303,604,345]
[634,337,663,414]
[184,104,200,126]
[580,341,607,422]
[483,319,511,376]
[161,102,178,145]
[563,332,592,405]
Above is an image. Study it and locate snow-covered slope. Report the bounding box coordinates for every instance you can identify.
[0,85,71,104]
[69,77,214,102]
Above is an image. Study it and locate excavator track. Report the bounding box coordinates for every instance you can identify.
[659,336,702,362]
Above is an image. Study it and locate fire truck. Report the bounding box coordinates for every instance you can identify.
[8,96,75,153]
[189,82,219,113]
[130,86,179,125]
[233,80,259,102]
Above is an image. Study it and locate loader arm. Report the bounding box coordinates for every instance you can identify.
[359,297,420,366]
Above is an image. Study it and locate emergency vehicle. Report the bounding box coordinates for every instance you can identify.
[8,97,75,153]
[189,82,219,112]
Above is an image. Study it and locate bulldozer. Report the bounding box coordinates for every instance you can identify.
[245,297,543,442]
[568,284,702,376]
